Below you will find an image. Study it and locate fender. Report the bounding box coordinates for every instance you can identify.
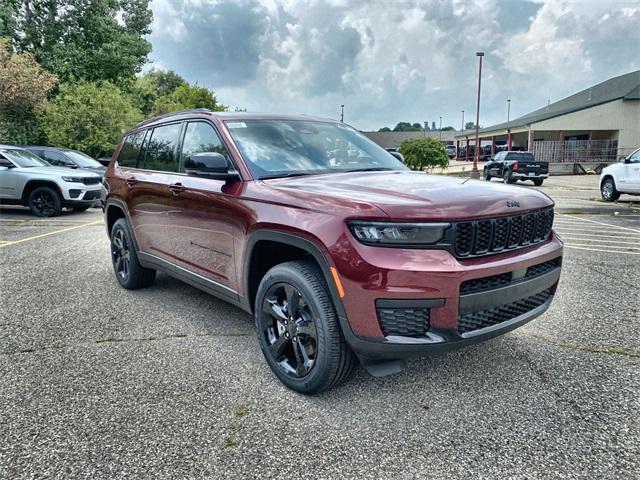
[104,197,141,252]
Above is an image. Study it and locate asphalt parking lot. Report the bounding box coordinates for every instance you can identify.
[1,175,638,479]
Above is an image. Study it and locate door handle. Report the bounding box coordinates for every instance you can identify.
[169,182,185,195]
[126,177,137,187]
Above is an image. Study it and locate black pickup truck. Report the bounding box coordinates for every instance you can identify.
[484,151,549,186]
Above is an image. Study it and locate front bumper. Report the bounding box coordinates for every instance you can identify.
[333,233,563,360]
[61,185,102,206]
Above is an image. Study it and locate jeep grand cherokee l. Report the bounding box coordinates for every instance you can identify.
[103,110,563,394]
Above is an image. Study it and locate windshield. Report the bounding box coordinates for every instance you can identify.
[1,149,49,167]
[63,150,103,168]
[225,120,407,179]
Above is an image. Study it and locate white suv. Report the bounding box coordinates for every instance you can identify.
[0,145,102,216]
[600,148,640,201]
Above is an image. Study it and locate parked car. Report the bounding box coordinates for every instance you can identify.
[600,147,640,201]
[445,145,456,158]
[484,150,549,186]
[103,111,563,394]
[0,145,102,216]
[22,146,106,177]
[98,156,113,167]
[459,145,475,160]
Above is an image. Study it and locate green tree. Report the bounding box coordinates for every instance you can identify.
[465,121,477,130]
[132,69,188,115]
[42,81,142,157]
[4,0,152,84]
[377,126,391,132]
[152,83,227,116]
[441,126,455,131]
[398,137,449,171]
[0,37,57,144]
[393,122,423,132]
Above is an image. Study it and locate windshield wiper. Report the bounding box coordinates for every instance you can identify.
[343,167,395,173]
[258,172,315,180]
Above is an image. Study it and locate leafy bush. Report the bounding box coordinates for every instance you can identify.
[42,81,142,157]
[398,138,449,170]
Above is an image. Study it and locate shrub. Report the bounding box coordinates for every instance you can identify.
[398,137,449,170]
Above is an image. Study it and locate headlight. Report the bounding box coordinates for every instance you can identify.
[348,221,450,246]
[62,176,83,183]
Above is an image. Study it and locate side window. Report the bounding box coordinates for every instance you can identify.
[44,150,68,166]
[142,123,182,172]
[118,130,145,168]
[180,122,230,171]
[628,149,640,164]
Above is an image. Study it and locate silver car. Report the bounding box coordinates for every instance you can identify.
[0,145,102,217]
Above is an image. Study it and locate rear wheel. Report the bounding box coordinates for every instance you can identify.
[28,186,62,217]
[255,260,355,394]
[110,218,156,289]
[601,178,620,201]
[532,178,544,186]
[503,169,514,184]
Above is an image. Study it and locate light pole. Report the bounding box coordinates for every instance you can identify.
[507,98,511,151]
[461,110,465,132]
[472,52,484,178]
[439,116,442,139]
[340,104,344,122]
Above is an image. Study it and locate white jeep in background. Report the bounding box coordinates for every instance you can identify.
[0,145,102,217]
[600,148,640,201]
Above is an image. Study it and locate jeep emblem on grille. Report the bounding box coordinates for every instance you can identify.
[506,201,520,208]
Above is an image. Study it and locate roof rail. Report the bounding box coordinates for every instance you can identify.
[135,108,213,128]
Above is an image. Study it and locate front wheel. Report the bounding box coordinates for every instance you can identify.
[28,186,62,217]
[601,178,620,201]
[254,260,356,394]
[532,178,544,186]
[484,169,491,181]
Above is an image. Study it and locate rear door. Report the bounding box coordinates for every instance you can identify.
[168,121,240,295]
[130,122,184,258]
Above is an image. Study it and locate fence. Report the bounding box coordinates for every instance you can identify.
[532,140,618,163]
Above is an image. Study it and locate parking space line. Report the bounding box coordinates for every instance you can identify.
[564,244,640,255]
[559,214,640,233]
[0,220,103,247]
[562,237,640,246]
[553,230,640,238]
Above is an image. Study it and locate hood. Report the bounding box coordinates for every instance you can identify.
[18,166,101,177]
[264,171,554,220]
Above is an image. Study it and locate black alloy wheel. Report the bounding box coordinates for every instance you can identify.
[111,226,131,283]
[259,282,319,378]
[28,187,61,217]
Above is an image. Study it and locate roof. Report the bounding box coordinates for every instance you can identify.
[362,131,457,149]
[472,69,640,135]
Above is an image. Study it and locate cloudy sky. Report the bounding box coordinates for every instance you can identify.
[148,0,640,131]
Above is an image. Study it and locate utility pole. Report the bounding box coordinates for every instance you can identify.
[340,105,344,122]
[461,110,465,132]
[439,116,442,139]
[472,52,484,178]
[507,99,511,151]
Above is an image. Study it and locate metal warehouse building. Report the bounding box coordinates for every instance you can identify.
[455,70,640,172]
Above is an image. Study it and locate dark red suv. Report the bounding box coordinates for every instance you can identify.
[103,110,563,394]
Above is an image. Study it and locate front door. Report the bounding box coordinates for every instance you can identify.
[623,149,640,193]
[168,121,240,295]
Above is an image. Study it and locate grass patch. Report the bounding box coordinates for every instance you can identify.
[234,404,248,417]
[224,435,239,448]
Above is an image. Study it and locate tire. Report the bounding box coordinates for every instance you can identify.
[110,218,156,289]
[601,178,620,202]
[27,186,62,217]
[73,206,91,213]
[254,260,356,394]
[503,169,515,184]
[532,178,544,186]
[484,169,491,181]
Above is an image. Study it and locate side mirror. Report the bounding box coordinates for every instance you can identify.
[388,151,405,163]
[185,152,239,181]
[65,162,78,169]
[618,155,627,163]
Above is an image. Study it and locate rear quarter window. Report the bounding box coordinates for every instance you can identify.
[117,130,146,168]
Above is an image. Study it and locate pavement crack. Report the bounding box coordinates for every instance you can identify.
[583,264,640,290]
[0,331,253,356]
[518,329,640,358]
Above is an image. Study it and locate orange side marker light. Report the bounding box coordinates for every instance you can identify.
[330,267,345,298]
